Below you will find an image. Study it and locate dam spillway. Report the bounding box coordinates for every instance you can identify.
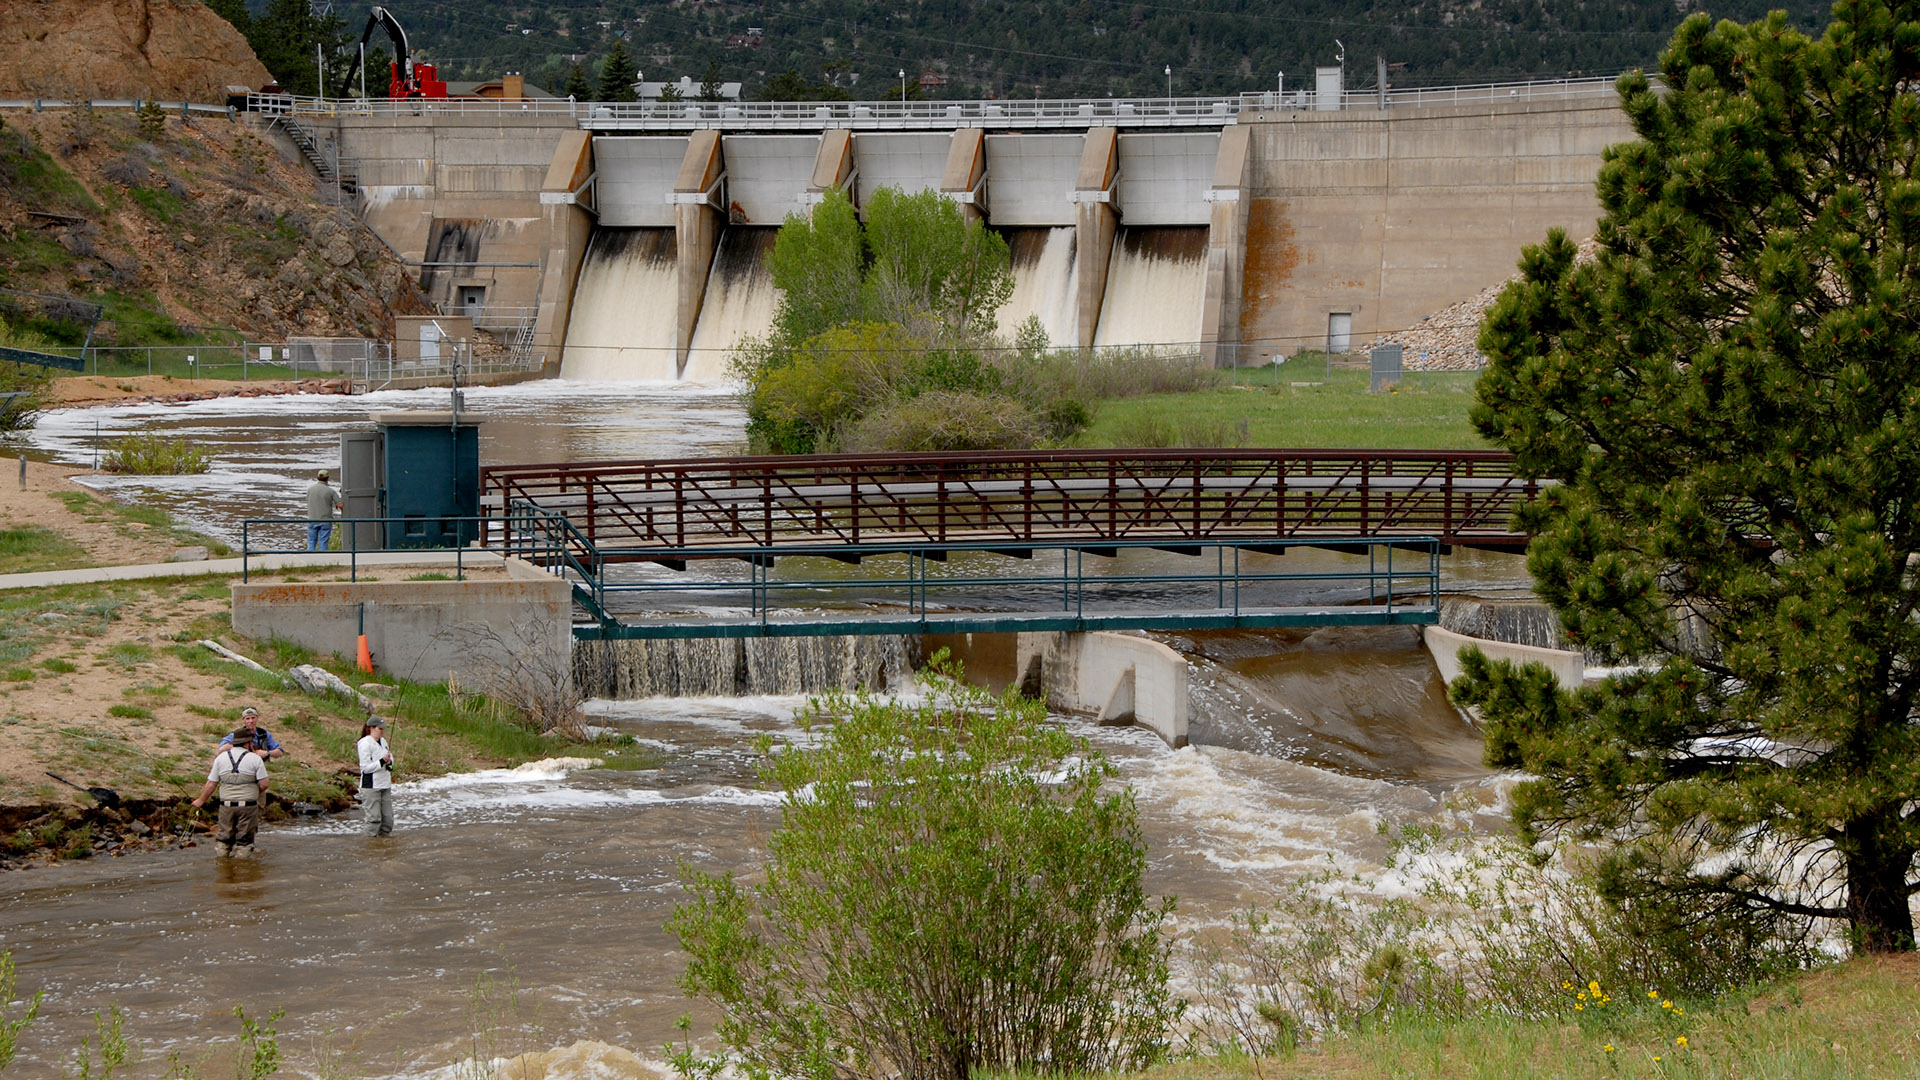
[311,80,1636,376]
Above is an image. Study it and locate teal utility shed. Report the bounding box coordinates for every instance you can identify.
[369,411,482,548]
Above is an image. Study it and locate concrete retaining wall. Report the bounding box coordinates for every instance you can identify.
[924,630,1189,747]
[1422,624,1584,689]
[1238,96,1633,354]
[230,558,572,687]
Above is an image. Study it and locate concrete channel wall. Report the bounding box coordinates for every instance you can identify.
[924,630,1190,748]
[230,559,572,687]
[1422,624,1585,689]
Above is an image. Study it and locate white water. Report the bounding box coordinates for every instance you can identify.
[562,228,681,381]
[1094,227,1207,348]
[998,227,1079,347]
[684,228,780,383]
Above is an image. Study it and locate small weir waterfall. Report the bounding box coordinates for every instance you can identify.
[575,635,911,698]
[561,228,680,381]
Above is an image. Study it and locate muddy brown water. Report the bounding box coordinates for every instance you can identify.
[8,388,1534,1078]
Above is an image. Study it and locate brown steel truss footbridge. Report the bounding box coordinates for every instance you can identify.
[480,449,1540,638]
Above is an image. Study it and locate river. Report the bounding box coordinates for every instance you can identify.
[1,383,1532,1078]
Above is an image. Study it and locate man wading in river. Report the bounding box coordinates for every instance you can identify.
[190,730,270,857]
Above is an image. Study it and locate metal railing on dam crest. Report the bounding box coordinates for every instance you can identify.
[244,75,1630,133]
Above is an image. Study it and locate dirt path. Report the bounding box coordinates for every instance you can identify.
[0,457,196,568]
[49,374,354,407]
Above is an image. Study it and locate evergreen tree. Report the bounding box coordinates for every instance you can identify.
[247,0,347,96]
[203,0,251,39]
[564,63,591,101]
[697,61,726,101]
[1458,0,1920,953]
[598,41,639,102]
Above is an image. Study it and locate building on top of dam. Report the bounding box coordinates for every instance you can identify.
[287,74,1636,381]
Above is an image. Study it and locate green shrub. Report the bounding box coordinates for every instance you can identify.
[669,665,1182,1080]
[1,669,31,683]
[107,704,152,719]
[841,389,1044,452]
[102,433,213,475]
[41,658,77,674]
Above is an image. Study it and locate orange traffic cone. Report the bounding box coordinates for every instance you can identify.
[356,633,374,673]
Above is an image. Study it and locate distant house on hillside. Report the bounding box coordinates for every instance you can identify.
[918,72,946,89]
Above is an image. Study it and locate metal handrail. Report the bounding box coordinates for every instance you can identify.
[239,514,562,584]
[240,73,1637,131]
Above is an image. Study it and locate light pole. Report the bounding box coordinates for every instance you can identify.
[1277,70,1284,101]
[899,69,906,103]
[1164,64,1172,104]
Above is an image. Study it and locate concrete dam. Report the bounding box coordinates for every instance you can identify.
[311,83,1637,381]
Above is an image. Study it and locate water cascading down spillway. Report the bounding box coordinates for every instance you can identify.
[999,227,1080,348]
[560,227,679,381]
[562,225,781,383]
[1093,226,1208,348]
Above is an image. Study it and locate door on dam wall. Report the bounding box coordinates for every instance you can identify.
[1327,312,1352,354]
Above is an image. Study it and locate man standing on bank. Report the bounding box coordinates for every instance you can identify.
[190,730,270,857]
[218,706,285,760]
[306,469,343,552]
[357,716,395,837]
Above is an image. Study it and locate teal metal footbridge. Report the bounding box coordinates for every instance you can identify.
[481,450,1540,640]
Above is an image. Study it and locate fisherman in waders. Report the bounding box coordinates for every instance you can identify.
[190,729,270,857]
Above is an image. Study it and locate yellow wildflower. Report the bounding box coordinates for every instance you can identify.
[1648,990,1660,999]
[1677,1036,1689,1048]
[1575,1003,1585,1011]
[1662,1000,1674,1010]
[1603,1044,1615,1053]
[1588,980,1601,994]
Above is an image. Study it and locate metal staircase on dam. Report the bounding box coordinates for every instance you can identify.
[270,115,357,195]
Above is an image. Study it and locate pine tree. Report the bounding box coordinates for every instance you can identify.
[597,41,639,103]
[564,63,591,101]
[697,61,726,101]
[1458,0,1920,953]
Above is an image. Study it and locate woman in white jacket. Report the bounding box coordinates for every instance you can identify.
[356,716,395,836]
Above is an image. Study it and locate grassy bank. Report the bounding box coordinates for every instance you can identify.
[0,571,657,863]
[1078,366,1489,450]
[1138,952,1919,1080]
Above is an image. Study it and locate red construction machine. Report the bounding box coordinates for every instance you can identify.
[335,7,447,99]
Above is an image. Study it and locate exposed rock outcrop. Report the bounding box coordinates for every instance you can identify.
[0,0,271,102]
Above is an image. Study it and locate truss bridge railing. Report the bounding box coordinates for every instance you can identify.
[480,449,1539,564]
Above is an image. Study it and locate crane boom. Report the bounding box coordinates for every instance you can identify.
[333,6,445,100]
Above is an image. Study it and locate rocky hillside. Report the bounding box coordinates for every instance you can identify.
[0,0,270,103]
[0,105,427,344]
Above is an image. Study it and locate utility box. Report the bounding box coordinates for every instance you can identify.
[1369,343,1404,392]
[394,315,475,367]
[368,411,482,549]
